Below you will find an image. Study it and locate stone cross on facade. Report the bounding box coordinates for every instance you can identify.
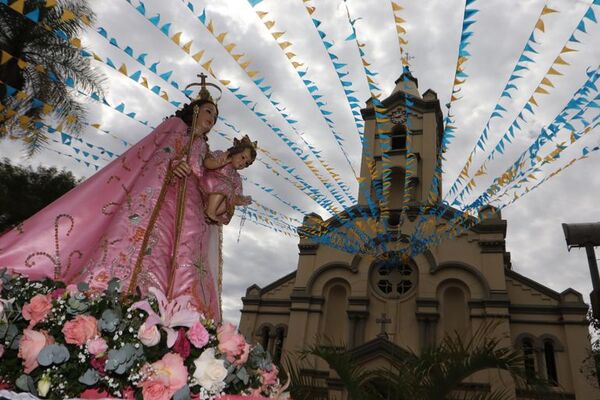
[376,312,391,339]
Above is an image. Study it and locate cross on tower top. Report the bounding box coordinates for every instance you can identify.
[376,313,391,339]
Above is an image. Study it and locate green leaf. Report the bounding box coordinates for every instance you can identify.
[79,369,100,386]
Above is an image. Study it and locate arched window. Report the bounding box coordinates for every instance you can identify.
[391,124,407,151]
[260,325,270,351]
[544,340,558,385]
[324,284,348,345]
[522,338,536,382]
[273,326,285,363]
[442,286,467,336]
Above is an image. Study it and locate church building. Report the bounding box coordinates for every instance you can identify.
[238,70,598,399]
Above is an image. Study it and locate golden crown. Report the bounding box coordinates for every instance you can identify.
[184,73,223,105]
[234,134,258,149]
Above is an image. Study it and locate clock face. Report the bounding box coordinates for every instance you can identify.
[390,109,407,124]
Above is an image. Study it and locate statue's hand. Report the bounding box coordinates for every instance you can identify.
[172,160,191,178]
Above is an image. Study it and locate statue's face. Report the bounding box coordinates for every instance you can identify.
[232,148,253,170]
[197,103,218,133]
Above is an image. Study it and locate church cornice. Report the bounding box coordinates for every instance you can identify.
[298,243,319,255]
[348,336,411,364]
[506,269,586,304]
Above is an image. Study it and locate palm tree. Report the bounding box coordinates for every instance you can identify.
[284,323,560,400]
[0,0,104,154]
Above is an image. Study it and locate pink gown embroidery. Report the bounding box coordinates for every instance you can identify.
[0,117,221,320]
[199,150,244,225]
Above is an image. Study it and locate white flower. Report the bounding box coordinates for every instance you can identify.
[193,348,227,393]
[37,375,51,397]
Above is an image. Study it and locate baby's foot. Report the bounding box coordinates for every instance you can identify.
[205,210,218,224]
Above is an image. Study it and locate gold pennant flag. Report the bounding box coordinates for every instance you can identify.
[541,6,558,15]
[279,41,292,50]
[141,77,149,88]
[207,20,215,34]
[239,60,251,70]
[118,64,128,75]
[9,0,25,14]
[247,70,259,78]
[182,40,193,54]
[45,0,57,6]
[81,14,91,26]
[42,104,53,114]
[16,58,27,69]
[65,114,76,124]
[554,55,569,65]
[362,59,371,67]
[528,95,538,106]
[396,25,407,34]
[547,66,563,76]
[224,43,236,52]
[400,38,408,45]
[19,116,31,128]
[306,6,315,14]
[201,58,214,71]
[60,9,76,22]
[285,52,296,59]
[561,45,576,54]
[91,123,101,129]
[192,50,205,62]
[0,51,13,65]
[70,38,82,48]
[161,91,169,101]
[216,32,228,43]
[265,21,276,29]
[272,31,285,39]
[534,86,549,95]
[171,32,182,45]
[292,61,304,68]
[219,79,230,86]
[92,52,103,62]
[232,53,244,61]
[454,78,465,85]
[257,11,268,19]
[392,2,403,11]
[394,16,405,23]
[535,19,545,32]
[540,77,554,87]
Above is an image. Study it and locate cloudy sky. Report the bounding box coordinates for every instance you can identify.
[1,0,599,323]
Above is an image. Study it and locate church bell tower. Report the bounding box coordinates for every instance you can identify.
[358,67,444,219]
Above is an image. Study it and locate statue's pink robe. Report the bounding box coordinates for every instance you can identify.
[0,117,221,320]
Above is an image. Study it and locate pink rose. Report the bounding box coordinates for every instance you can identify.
[62,315,99,346]
[66,284,79,295]
[22,294,52,327]
[138,322,161,346]
[18,328,54,373]
[138,353,188,400]
[79,388,111,399]
[86,337,108,356]
[173,328,191,359]
[50,288,66,299]
[260,365,279,387]
[187,322,209,348]
[140,379,170,400]
[217,323,251,365]
[90,356,107,376]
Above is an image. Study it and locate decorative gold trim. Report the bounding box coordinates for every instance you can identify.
[127,166,173,294]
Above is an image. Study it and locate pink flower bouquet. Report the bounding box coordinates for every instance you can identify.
[0,271,285,399]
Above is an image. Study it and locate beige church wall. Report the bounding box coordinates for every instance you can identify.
[259,280,295,301]
[506,278,557,305]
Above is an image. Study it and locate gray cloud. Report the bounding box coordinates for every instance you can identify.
[1,0,599,324]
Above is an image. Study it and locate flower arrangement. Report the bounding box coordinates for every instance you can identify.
[0,270,286,400]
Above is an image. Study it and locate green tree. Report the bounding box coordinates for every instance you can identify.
[285,324,558,400]
[0,0,104,154]
[0,158,78,232]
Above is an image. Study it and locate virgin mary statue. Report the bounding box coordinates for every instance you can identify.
[0,75,223,321]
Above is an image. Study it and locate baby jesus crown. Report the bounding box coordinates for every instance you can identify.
[234,134,258,149]
[185,73,223,105]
